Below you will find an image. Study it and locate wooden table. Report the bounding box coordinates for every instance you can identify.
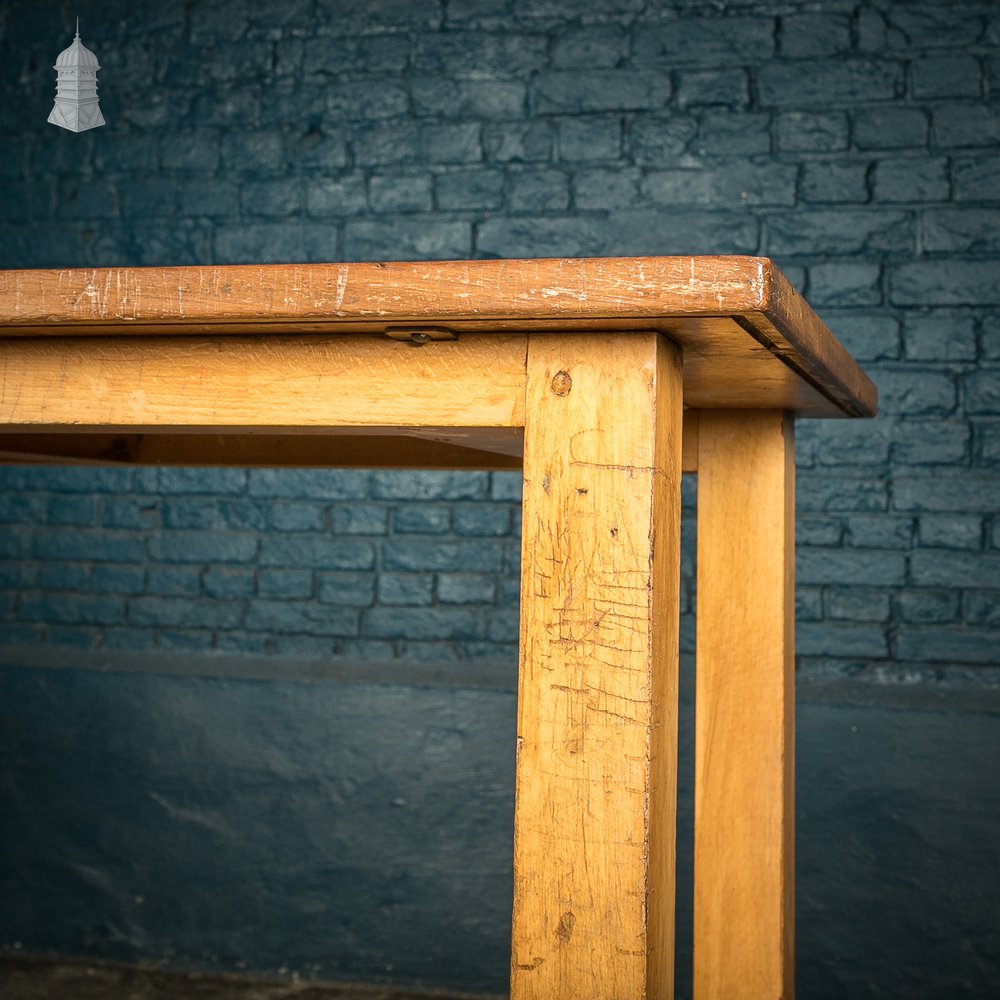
[0,256,875,999]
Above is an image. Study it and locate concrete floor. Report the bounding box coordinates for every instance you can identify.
[0,957,501,1000]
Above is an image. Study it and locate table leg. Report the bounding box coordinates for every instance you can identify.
[511,332,683,999]
[694,410,795,1000]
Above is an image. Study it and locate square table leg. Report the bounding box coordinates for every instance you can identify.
[510,332,684,999]
[694,410,795,1000]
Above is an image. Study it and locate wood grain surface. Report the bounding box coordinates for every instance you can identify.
[511,332,682,999]
[0,333,526,431]
[694,410,795,1000]
[0,257,875,418]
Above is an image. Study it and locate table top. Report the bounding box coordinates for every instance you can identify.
[0,256,875,418]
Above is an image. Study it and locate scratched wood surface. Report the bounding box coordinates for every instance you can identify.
[0,334,526,431]
[694,410,795,1000]
[511,332,682,999]
[0,257,875,418]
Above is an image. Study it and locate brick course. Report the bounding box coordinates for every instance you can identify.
[0,0,998,678]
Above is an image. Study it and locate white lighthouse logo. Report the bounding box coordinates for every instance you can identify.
[48,18,105,132]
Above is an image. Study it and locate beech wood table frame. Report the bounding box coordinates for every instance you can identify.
[0,256,875,1000]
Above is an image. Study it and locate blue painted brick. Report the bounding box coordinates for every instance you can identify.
[912,54,982,100]
[693,112,771,156]
[775,111,849,152]
[767,210,914,256]
[797,622,889,658]
[90,566,145,596]
[758,59,903,107]
[486,609,520,644]
[156,631,217,652]
[872,368,956,416]
[808,264,882,308]
[248,470,371,500]
[576,168,642,211]
[854,108,929,150]
[552,24,628,68]
[490,473,523,502]
[373,472,488,501]
[883,8,983,49]
[911,551,1000,588]
[378,573,434,606]
[32,531,144,564]
[381,540,504,573]
[259,535,374,570]
[249,601,360,637]
[318,572,377,607]
[963,591,1000,626]
[330,505,388,535]
[954,155,1000,202]
[412,79,525,120]
[646,163,796,207]
[45,626,99,649]
[919,516,983,550]
[393,506,451,534]
[148,532,258,564]
[894,475,999,514]
[627,116,698,163]
[369,174,434,213]
[897,589,960,624]
[484,122,554,163]
[904,315,977,361]
[437,574,497,604]
[20,594,126,626]
[556,114,621,161]
[893,421,970,465]
[801,163,869,204]
[846,516,914,549]
[129,596,243,629]
[365,606,484,641]
[797,548,906,586]
[452,505,510,537]
[508,170,571,212]
[180,179,240,219]
[895,627,998,665]
[965,370,1000,414]
[631,15,774,64]
[796,587,823,621]
[344,218,472,261]
[159,131,222,172]
[221,132,286,173]
[147,567,202,597]
[259,570,314,600]
[891,260,1000,307]
[269,502,326,532]
[932,104,1000,149]
[675,69,748,110]
[826,588,892,623]
[779,13,851,57]
[21,468,134,493]
[435,169,504,211]
[158,468,247,496]
[534,70,672,115]
[328,80,409,121]
[241,179,303,218]
[925,210,1000,254]
[305,174,368,216]
[0,495,46,523]
[38,564,89,591]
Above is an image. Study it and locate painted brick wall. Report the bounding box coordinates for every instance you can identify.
[1,0,997,678]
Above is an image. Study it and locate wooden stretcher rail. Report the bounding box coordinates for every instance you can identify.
[0,256,876,419]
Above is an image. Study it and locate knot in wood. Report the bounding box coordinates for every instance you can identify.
[550,370,572,396]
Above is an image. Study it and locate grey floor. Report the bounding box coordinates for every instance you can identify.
[0,957,500,1000]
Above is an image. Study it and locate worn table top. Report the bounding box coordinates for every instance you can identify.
[0,256,875,418]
